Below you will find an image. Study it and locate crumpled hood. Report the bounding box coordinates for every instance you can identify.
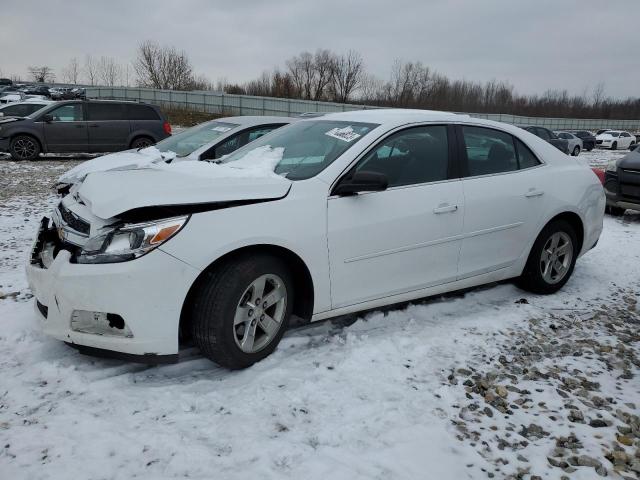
[58,146,177,185]
[76,160,292,219]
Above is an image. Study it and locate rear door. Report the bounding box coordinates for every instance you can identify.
[41,103,88,152]
[87,102,130,152]
[457,125,548,279]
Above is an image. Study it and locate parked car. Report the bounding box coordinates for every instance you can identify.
[570,131,596,151]
[58,116,296,185]
[23,85,52,98]
[596,130,637,150]
[603,147,640,215]
[0,78,12,86]
[0,99,53,117]
[555,131,583,156]
[27,109,605,368]
[0,93,24,104]
[0,100,171,160]
[521,126,569,154]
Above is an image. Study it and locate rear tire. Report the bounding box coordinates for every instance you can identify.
[605,205,625,216]
[572,146,580,156]
[10,135,41,161]
[630,141,636,151]
[516,220,578,295]
[190,254,294,369]
[130,136,154,149]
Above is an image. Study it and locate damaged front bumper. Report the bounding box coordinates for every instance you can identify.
[26,217,201,363]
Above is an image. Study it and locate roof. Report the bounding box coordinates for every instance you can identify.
[320,108,468,126]
[215,115,298,126]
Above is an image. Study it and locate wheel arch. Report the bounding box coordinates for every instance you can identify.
[10,131,45,153]
[179,244,315,340]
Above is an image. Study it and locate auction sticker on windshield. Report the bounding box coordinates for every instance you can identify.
[325,126,361,142]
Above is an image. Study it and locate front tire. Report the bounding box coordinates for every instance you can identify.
[611,142,618,150]
[10,135,41,161]
[517,220,578,294]
[572,146,580,156]
[191,254,293,369]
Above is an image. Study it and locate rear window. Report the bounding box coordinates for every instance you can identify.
[87,103,126,121]
[128,104,160,120]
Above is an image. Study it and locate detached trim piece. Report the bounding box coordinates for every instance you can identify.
[65,342,179,364]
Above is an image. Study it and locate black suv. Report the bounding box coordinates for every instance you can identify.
[604,147,640,216]
[521,126,569,154]
[0,100,171,160]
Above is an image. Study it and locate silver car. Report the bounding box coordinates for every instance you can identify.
[555,131,583,156]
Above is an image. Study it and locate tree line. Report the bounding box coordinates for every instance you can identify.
[7,42,639,120]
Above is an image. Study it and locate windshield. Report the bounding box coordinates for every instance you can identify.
[154,120,240,157]
[605,131,620,137]
[220,120,378,180]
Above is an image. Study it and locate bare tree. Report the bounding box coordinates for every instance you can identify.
[98,56,122,86]
[134,40,195,90]
[330,50,364,102]
[592,82,606,108]
[84,55,98,86]
[28,66,55,83]
[61,57,80,84]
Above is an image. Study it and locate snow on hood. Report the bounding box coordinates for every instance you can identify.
[58,146,177,185]
[75,146,290,219]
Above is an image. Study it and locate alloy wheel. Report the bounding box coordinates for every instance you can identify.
[13,138,37,159]
[233,274,287,353]
[539,232,573,284]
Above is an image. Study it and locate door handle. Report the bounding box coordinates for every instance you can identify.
[525,189,544,198]
[89,124,99,128]
[433,204,458,214]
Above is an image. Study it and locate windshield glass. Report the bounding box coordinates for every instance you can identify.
[220,120,378,180]
[606,131,620,137]
[154,121,240,157]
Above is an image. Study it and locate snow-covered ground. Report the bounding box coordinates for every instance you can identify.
[0,157,639,480]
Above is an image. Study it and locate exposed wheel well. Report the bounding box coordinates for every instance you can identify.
[179,245,314,340]
[545,212,584,253]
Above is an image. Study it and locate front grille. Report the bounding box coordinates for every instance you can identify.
[596,140,603,144]
[36,300,48,318]
[58,204,90,235]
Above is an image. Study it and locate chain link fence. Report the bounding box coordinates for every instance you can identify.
[85,86,640,132]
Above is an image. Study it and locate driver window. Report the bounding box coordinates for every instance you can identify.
[48,104,84,122]
[355,126,449,188]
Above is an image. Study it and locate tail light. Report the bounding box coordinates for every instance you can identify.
[591,167,605,185]
[163,121,172,135]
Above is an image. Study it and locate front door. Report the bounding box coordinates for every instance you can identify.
[327,125,464,308]
[42,103,88,153]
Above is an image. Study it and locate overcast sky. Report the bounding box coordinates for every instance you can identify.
[1,0,638,98]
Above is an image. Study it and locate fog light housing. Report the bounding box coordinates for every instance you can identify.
[70,310,133,338]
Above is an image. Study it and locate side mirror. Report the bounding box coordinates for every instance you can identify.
[333,170,389,196]
[41,114,54,123]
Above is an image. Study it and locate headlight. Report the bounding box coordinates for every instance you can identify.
[76,215,189,264]
[606,160,618,173]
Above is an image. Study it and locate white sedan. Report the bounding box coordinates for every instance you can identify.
[27,110,605,368]
[596,130,637,150]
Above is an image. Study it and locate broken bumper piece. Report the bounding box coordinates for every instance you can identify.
[26,218,200,363]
